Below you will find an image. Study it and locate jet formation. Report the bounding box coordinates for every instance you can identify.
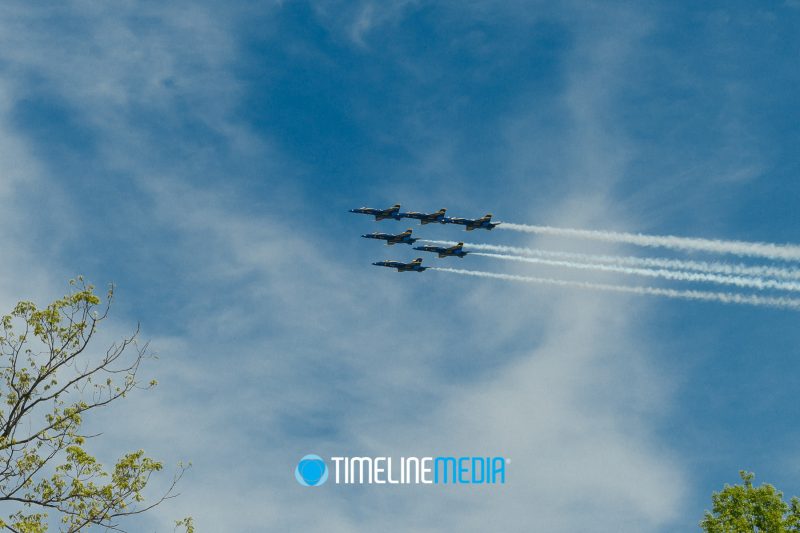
[351,203,497,272]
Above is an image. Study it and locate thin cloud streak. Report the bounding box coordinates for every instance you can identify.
[432,267,800,310]
[422,239,800,281]
[470,252,800,292]
[498,222,800,261]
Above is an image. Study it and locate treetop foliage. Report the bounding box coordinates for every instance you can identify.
[0,278,189,532]
[701,471,800,533]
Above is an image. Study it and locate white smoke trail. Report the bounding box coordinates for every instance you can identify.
[496,223,800,261]
[431,267,800,310]
[469,252,800,292]
[421,240,800,281]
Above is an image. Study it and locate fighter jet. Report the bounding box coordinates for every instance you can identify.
[361,229,418,246]
[443,213,500,231]
[349,204,403,221]
[413,242,468,258]
[400,208,447,225]
[372,257,428,272]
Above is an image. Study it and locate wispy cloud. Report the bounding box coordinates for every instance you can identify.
[0,1,743,531]
[312,0,419,47]
[424,239,800,280]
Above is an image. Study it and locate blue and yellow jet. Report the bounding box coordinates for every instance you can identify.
[349,203,403,221]
[413,242,468,258]
[400,208,447,225]
[443,213,500,231]
[362,229,418,246]
[372,257,428,272]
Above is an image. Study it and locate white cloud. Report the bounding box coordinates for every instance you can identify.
[312,0,419,47]
[0,82,63,309]
[84,183,684,532]
[0,1,689,531]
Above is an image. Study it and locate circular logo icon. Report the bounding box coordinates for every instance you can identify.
[295,454,328,487]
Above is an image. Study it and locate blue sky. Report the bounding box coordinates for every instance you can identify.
[1,1,800,531]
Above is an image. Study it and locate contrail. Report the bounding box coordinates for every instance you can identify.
[421,240,800,281]
[431,267,800,310]
[469,252,800,292]
[496,223,800,261]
